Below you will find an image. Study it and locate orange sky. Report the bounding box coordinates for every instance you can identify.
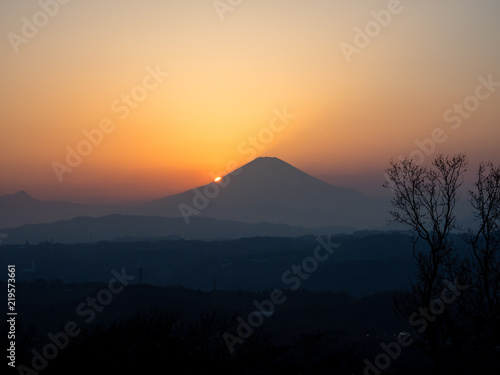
[1,0,499,203]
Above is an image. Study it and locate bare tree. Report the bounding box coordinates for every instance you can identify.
[466,162,500,346]
[383,153,468,369]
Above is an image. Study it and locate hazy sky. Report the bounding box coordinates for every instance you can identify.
[1,0,499,202]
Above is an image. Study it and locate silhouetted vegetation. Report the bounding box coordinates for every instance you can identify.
[0,280,434,374]
[385,154,500,374]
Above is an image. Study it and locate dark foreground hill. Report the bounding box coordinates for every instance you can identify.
[2,280,497,375]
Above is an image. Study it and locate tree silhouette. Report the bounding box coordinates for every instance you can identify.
[384,153,468,371]
[384,154,500,374]
[462,162,500,357]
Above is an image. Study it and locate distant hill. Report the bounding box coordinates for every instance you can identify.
[0,214,349,245]
[0,190,122,228]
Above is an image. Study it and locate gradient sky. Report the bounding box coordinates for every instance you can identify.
[1,0,499,203]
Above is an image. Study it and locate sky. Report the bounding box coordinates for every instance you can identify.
[1,0,499,203]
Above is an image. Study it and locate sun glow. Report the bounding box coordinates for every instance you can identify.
[214,177,222,183]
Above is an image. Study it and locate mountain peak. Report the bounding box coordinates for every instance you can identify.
[0,190,33,201]
[235,156,297,173]
[15,190,31,198]
[254,156,280,161]
[247,156,284,166]
[253,156,286,162]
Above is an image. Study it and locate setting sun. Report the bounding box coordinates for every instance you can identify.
[214,177,222,183]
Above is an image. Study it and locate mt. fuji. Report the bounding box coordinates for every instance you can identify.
[140,157,388,229]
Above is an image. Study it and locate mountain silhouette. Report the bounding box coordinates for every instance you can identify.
[140,157,388,228]
[0,190,121,228]
[0,157,389,231]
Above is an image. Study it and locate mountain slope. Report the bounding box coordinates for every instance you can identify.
[141,157,389,228]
